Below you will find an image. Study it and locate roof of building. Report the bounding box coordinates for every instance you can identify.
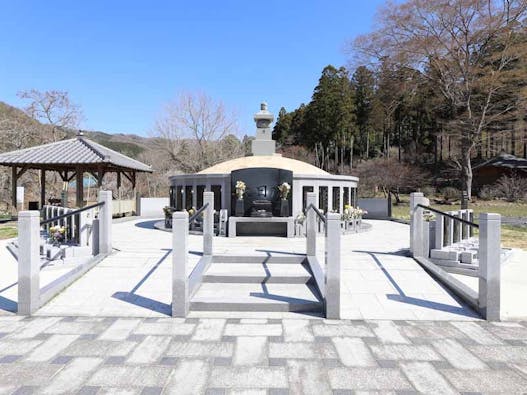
[473,153,527,171]
[198,154,330,176]
[0,135,152,172]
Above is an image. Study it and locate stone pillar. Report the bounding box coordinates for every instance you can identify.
[326,212,341,319]
[79,210,90,247]
[135,192,141,216]
[435,214,444,249]
[172,211,189,317]
[98,190,113,255]
[91,218,100,256]
[410,192,424,257]
[306,192,316,256]
[478,213,501,320]
[17,211,40,315]
[203,191,214,256]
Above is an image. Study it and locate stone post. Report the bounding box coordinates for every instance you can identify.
[98,190,113,255]
[135,192,141,216]
[306,192,316,256]
[172,211,189,317]
[478,213,501,320]
[91,218,100,256]
[79,210,90,247]
[17,211,40,315]
[410,192,424,257]
[435,214,444,249]
[203,191,214,256]
[326,212,341,319]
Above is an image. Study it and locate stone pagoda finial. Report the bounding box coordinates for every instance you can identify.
[252,102,276,156]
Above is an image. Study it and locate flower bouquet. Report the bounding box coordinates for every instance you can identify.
[235,180,246,200]
[49,225,66,246]
[277,182,291,200]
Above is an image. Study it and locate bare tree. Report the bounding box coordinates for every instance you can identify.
[350,0,527,198]
[18,89,84,141]
[153,92,243,173]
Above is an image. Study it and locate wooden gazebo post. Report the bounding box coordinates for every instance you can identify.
[40,170,46,208]
[76,167,84,208]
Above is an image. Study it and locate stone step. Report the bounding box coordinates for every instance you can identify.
[202,262,313,284]
[190,282,323,313]
[211,255,305,264]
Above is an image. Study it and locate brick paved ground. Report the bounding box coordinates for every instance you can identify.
[1,315,527,394]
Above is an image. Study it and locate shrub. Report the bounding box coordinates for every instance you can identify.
[421,186,436,197]
[478,185,500,201]
[441,187,460,202]
[495,173,527,202]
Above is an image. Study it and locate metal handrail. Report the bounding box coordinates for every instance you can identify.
[189,203,209,223]
[40,202,105,226]
[306,203,326,224]
[416,204,479,229]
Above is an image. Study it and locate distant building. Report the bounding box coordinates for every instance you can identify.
[473,153,527,187]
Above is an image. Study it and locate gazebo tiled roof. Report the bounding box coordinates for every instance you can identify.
[0,135,152,172]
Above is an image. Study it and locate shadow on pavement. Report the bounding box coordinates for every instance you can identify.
[111,248,172,316]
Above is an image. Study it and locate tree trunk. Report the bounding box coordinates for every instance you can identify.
[349,135,354,170]
[461,138,473,200]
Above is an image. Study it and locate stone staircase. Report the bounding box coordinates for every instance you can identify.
[190,255,324,313]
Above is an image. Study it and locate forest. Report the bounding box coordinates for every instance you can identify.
[272,0,527,201]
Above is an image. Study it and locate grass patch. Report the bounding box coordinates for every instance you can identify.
[501,226,527,250]
[0,223,17,240]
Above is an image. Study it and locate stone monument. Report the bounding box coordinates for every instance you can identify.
[251,102,275,156]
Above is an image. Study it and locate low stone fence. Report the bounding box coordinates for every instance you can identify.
[172,192,214,317]
[17,190,113,315]
[305,192,341,319]
[409,192,501,320]
[138,197,169,217]
[357,198,390,219]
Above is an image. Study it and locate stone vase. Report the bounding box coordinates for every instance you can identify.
[235,199,244,217]
[280,199,289,217]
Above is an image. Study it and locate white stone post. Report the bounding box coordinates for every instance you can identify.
[435,214,444,249]
[17,211,40,315]
[410,192,424,257]
[306,192,316,256]
[203,191,214,256]
[478,213,501,320]
[98,190,113,255]
[79,210,90,247]
[172,211,189,317]
[135,192,141,216]
[326,212,341,319]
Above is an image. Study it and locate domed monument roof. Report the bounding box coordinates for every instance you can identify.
[198,154,330,175]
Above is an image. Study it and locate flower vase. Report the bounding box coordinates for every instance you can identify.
[280,199,289,217]
[235,199,244,217]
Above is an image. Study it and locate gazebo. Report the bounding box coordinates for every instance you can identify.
[0,132,152,210]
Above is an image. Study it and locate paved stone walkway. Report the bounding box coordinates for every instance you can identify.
[28,218,478,320]
[1,315,527,394]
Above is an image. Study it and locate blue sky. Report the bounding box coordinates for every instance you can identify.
[0,1,384,137]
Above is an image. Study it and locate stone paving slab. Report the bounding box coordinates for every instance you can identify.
[0,316,526,393]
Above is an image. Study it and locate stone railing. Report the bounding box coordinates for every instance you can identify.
[17,190,113,315]
[305,192,341,319]
[172,192,214,317]
[410,192,501,320]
